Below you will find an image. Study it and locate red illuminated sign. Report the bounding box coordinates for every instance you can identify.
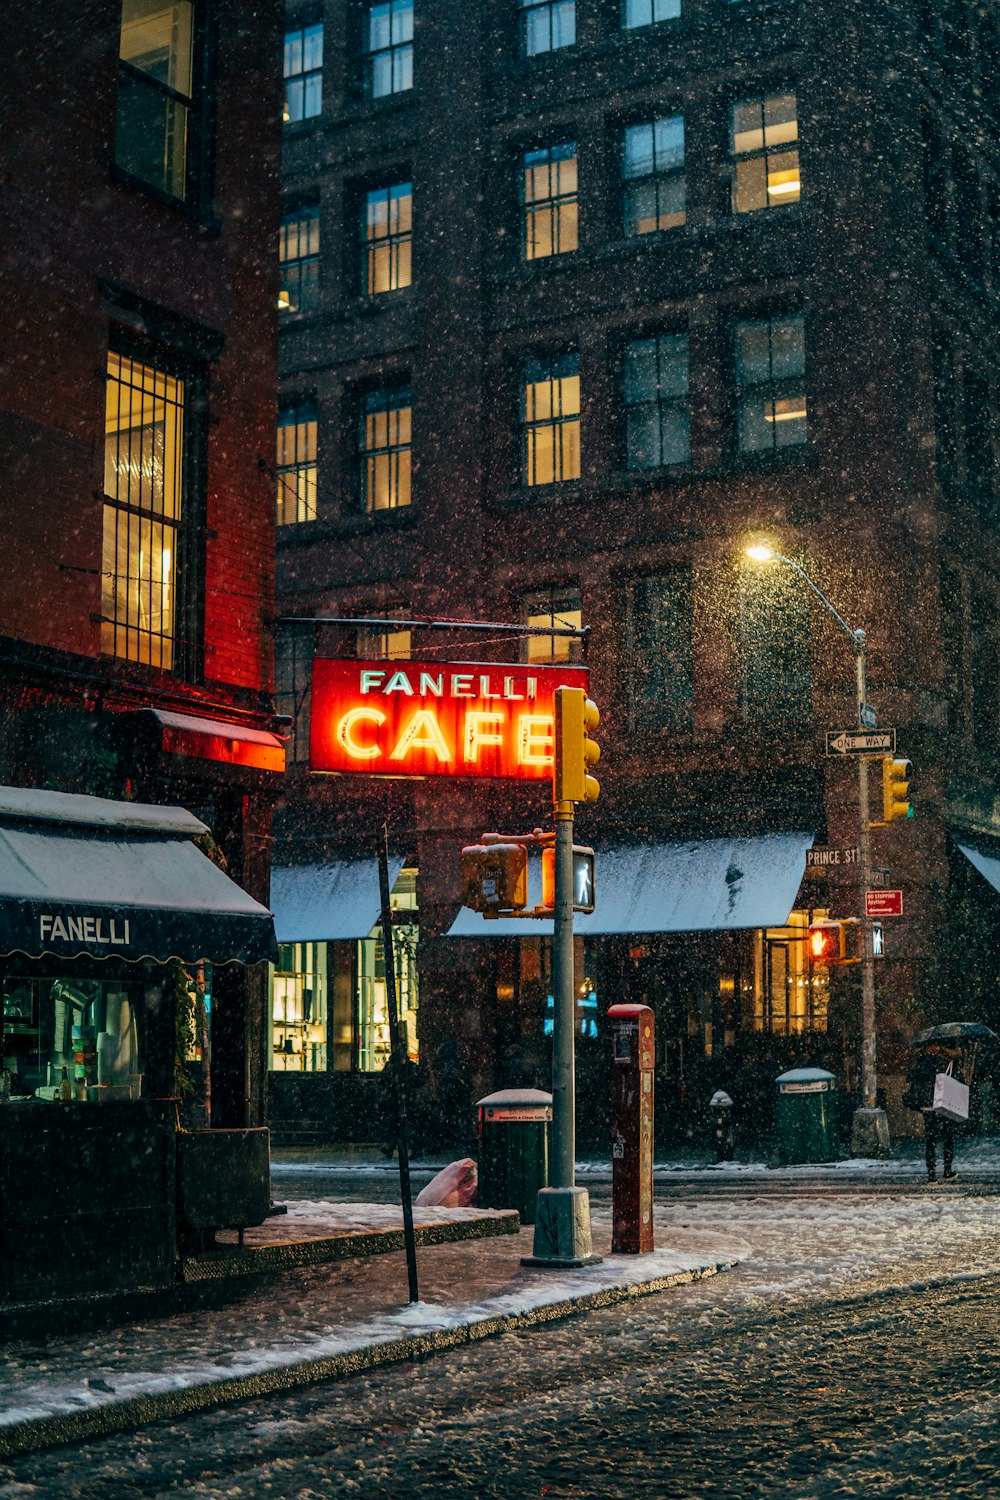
[310,659,590,780]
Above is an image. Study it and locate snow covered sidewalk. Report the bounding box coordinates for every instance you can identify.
[0,1207,746,1459]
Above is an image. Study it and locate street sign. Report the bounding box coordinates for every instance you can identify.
[806,845,861,872]
[825,728,896,756]
[866,889,903,917]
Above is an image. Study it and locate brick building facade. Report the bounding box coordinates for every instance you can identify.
[269,0,1000,1151]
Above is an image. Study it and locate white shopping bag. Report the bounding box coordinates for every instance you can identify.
[932,1070,969,1123]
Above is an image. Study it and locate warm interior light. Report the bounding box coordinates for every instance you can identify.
[767,174,801,197]
[766,401,808,423]
[277,290,292,310]
[746,543,774,562]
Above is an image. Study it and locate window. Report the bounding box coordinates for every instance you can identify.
[273,622,313,763]
[270,943,328,1071]
[970,585,998,741]
[522,354,580,485]
[115,0,202,203]
[738,565,811,725]
[357,619,412,658]
[522,0,575,55]
[731,93,800,213]
[357,869,418,1071]
[623,117,685,235]
[364,183,413,294]
[756,912,830,1034]
[276,404,318,525]
[624,570,693,733]
[3,972,144,1102]
[359,384,412,511]
[365,0,413,98]
[523,144,578,259]
[623,333,690,467]
[103,346,196,673]
[284,23,323,123]
[279,205,320,313]
[735,313,807,452]
[623,0,680,30]
[520,586,582,663]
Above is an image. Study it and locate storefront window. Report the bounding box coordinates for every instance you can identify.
[755,909,830,1034]
[270,942,328,1071]
[356,867,418,1071]
[2,972,143,1100]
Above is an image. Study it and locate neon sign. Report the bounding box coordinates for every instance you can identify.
[310,659,590,779]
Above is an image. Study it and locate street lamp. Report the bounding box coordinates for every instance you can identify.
[746,542,890,1158]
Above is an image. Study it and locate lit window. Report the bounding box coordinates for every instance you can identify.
[284,23,323,123]
[357,870,419,1072]
[364,182,413,294]
[365,0,413,98]
[521,0,575,55]
[521,587,582,664]
[360,384,412,511]
[522,354,580,485]
[270,943,328,1071]
[623,118,685,235]
[102,348,190,672]
[624,570,693,733]
[732,93,800,212]
[623,0,680,28]
[279,205,320,313]
[624,333,690,468]
[756,912,830,1035]
[735,313,807,452]
[276,403,318,525]
[523,143,578,259]
[357,620,412,659]
[115,0,200,203]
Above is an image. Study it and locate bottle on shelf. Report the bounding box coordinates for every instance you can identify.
[58,1066,72,1103]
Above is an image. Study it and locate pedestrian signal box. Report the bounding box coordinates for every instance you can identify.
[807,918,861,965]
[541,844,596,913]
[461,843,528,915]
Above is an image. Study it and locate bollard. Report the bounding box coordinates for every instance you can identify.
[608,1003,654,1253]
[709,1089,735,1161]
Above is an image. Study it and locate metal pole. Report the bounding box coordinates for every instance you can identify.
[551,802,576,1190]
[855,634,877,1111]
[376,823,419,1303]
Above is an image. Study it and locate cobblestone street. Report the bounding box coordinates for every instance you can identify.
[8,1188,1000,1499]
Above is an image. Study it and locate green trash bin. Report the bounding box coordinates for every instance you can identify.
[477,1089,551,1223]
[774,1068,839,1164]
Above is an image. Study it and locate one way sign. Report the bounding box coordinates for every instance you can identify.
[824,728,896,756]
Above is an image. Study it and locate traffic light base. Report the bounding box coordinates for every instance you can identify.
[521,1186,604,1269]
[850,1106,891,1159]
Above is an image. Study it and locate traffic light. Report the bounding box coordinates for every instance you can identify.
[881,756,913,823]
[807,920,847,965]
[554,686,601,805]
[460,843,527,915]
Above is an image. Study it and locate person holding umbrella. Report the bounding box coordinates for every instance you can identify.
[905,1022,997,1183]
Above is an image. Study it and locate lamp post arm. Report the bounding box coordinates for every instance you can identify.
[771,554,862,651]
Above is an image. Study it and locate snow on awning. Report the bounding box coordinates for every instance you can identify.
[0,785,277,965]
[956,841,1000,897]
[270,857,405,944]
[445,832,814,938]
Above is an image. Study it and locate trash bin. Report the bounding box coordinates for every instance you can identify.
[477,1088,551,1223]
[774,1068,838,1164]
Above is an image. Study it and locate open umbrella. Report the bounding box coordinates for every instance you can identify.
[912,1022,999,1046]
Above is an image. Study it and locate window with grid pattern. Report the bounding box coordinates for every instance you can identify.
[521,0,575,55]
[623,0,680,28]
[735,313,807,452]
[522,354,580,485]
[276,404,318,524]
[284,23,323,123]
[364,183,412,294]
[279,205,320,313]
[624,333,690,468]
[102,348,189,671]
[520,586,582,663]
[365,0,413,98]
[731,93,800,213]
[523,143,578,259]
[359,385,412,511]
[624,570,694,732]
[623,117,685,236]
[115,0,200,203]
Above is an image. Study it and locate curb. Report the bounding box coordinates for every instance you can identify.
[0,1258,737,1459]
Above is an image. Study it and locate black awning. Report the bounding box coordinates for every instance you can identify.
[0,786,277,966]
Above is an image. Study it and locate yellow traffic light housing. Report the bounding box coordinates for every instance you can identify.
[881,756,912,823]
[554,686,601,805]
[460,843,528,915]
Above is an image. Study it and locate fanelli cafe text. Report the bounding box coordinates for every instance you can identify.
[310,659,590,779]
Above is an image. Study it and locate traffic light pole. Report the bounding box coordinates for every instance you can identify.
[551,801,576,1189]
[852,637,889,1156]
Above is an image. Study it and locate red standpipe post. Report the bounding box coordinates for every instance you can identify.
[608,1003,655,1254]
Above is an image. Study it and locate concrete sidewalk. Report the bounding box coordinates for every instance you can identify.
[0,1206,746,1459]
